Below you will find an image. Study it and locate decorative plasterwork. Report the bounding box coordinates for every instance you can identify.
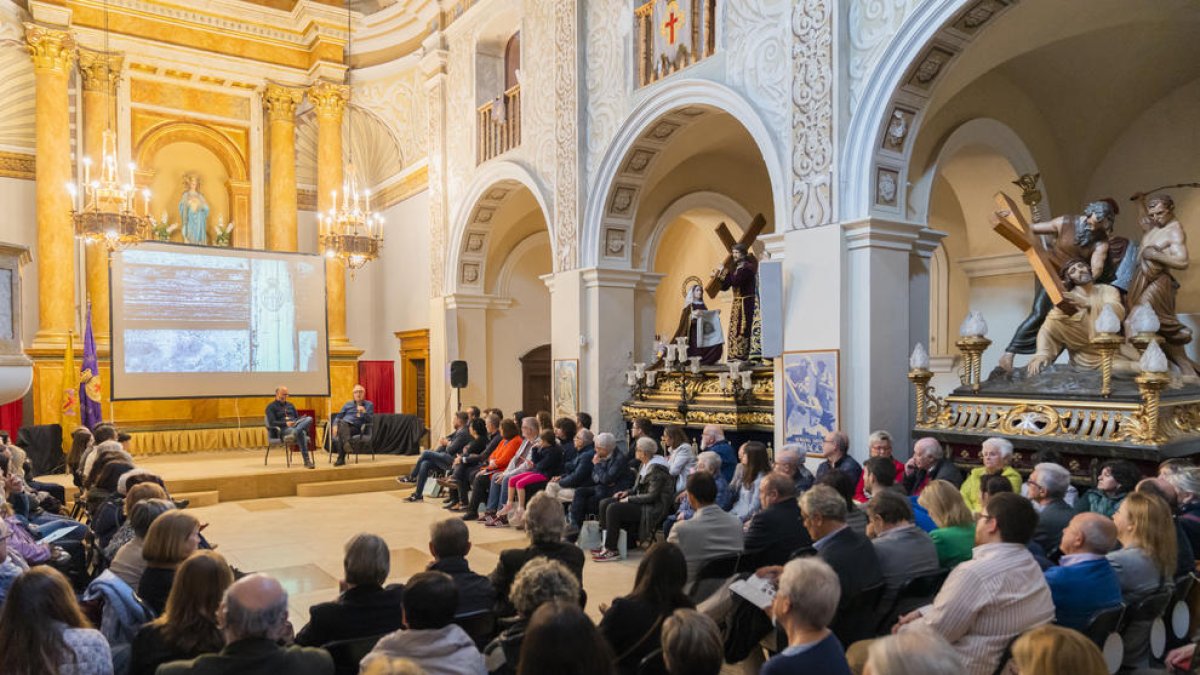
[842,0,1017,221]
[0,151,35,180]
[0,40,35,152]
[848,0,924,112]
[295,106,403,190]
[791,0,834,228]
[354,61,427,165]
[551,0,580,271]
[584,0,630,186]
[421,40,450,297]
[725,0,790,138]
[522,0,556,181]
[443,27,473,208]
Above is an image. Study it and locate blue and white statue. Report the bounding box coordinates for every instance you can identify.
[179,173,209,245]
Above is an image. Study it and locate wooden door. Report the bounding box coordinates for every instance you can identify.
[520,344,551,415]
[396,329,430,433]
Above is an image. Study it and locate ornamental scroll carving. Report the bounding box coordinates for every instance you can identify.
[552,0,580,271]
[847,0,923,112]
[523,0,557,180]
[791,0,834,229]
[354,66,429,168]
[585,0,630,184]
[726,0,791,138]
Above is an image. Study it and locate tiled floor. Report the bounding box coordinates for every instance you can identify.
[190,490,644,626]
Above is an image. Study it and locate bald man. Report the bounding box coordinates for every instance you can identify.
[1042,513,1123,631]
[902,437,963,495]
[158,573,333,675]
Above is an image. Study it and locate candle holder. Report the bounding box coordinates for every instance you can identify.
[717,366,756,405]
[1129,332,1164,355]
[907,367,934,425]
[1090,332,1124,398]
[1134,370,1170,444]
[955,335,992,393]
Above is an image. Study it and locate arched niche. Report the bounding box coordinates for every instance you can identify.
[136,121,250,247]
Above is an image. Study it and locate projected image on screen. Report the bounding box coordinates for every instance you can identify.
[110,242,329,399]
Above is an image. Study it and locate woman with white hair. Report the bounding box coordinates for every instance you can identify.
[592,436,674,563]
[1164,465,1200,558]
[958,437,1022,512]
[761,557,851,674]
[863,628,963,675]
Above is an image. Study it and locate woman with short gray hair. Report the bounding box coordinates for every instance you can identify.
[959,437,1022,512]
[484,558,581,674]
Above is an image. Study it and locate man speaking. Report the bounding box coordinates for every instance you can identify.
[334,384,374,466]
[266,386,315,469]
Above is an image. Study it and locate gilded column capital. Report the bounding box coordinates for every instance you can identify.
[77,48,123,93]
[308,81,349,121]
[25,23,75,73]
[263,84,304,122]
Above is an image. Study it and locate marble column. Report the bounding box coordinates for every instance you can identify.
[26,24,76,349]
[308,81,349,347]
[263,84,302,252]
[76,48,122,350]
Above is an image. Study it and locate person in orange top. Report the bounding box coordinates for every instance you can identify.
[461,419,522,521]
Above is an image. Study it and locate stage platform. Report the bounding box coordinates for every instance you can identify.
[39,449,419,506]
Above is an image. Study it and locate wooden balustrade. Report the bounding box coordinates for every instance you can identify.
[476,84,521,164]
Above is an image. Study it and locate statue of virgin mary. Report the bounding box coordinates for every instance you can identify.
[179,173,210,245]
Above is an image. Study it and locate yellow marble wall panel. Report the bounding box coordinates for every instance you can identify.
[329,355,361,415]
[132,109,249,174]
[130,79,251,121]
[70,5,317,70]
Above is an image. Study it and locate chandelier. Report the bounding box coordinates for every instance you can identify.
[67,129,153,251]
[66,0,152,252]
[318,0,383,271]
[319,163,383,270]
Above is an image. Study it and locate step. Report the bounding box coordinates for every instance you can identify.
[296,476,417,498]
[174,490,221,508]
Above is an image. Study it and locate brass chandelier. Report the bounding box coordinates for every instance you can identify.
[66,0,152,252]
[318,0,383,271]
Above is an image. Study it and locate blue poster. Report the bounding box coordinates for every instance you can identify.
[782,350,839,455]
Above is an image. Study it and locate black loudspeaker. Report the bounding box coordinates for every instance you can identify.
[450,361,469,388]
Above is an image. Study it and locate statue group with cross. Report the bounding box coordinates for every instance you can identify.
[707,213,767,363]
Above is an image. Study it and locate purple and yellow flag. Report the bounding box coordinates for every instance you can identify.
[80,303,103,429]
[60,330,78,453]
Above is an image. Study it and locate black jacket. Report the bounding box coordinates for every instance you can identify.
[1033,499,1074,554]
[530,444,564,478]
[743,498,812,568]
[490,541,585,616]
[429,556,496,617]
[903,458,964,494]
[464,432,502,468]
[265,400,299,432]
[294,584,405,647]
[812,526,883,645]
[157,638,333,675]
[559,446,596,489]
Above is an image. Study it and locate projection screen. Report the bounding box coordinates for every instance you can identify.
[110,242,329,400]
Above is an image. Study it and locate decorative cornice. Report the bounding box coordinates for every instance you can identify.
[25,23,75,73]
[0,151,35,180]
[444,292,513,311]
[77,48,123,93]
[373,163,428,210]
[841,218,926,252]
[263,83,303,121]
[581,267,664,291]
[957,252,1030,279]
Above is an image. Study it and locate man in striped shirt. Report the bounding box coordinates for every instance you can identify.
[895,492,1055,675]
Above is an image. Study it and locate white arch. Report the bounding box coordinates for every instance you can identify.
[583,79,787,269]
[640,191,753,272]
[911,117,1050,223]
[840,0,972,222]
[445,158,555,295]
[494,230,551,297]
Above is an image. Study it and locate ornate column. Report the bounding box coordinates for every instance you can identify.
[77,48,122,350]
[27,24,75,347]
[420,36,451,433]
[308,80,358,407]
[263,84,302,252]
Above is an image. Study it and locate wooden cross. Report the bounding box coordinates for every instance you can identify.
[706,213,767,299]
[992,191,1070,309]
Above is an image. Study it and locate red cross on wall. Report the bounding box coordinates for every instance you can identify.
[663,8,680,44]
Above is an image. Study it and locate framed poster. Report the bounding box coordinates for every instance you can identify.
[553,359,579,420]
[781,350,840,456]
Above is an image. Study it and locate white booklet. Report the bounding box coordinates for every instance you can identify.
[36,527,76,546]
[729,574,777,611]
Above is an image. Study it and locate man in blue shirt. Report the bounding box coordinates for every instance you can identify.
[266,385,314,468]
[701,424,737,483]
[333,384,374,466]
[1043,512,1123,631]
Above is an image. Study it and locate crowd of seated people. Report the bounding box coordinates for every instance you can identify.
[10,409,1200,675]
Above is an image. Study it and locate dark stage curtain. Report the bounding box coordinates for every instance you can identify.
[18,424,65,476]
[371,413,424,455]
[358,361,395,414]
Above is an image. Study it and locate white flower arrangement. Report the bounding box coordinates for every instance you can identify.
[152,214,179,241]
[214,219,235,247]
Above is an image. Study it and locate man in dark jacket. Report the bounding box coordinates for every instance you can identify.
[159,574,333,675]
[450,412,502,508]
[547,429,596,505]
[265,386,314,469]
[902,437,964,495]
[743,473,812,568]
[294,534,404,647]
[1028,462,1075,554]
[427,518,495,617]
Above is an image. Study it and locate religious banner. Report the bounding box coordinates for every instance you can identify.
[80,302,103,429]
[782,350,839,455]
[635,0,715,84]
[553,359,578,420]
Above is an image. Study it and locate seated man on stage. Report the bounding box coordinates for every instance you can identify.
[266,386,314,469]
[333,384,374,466]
